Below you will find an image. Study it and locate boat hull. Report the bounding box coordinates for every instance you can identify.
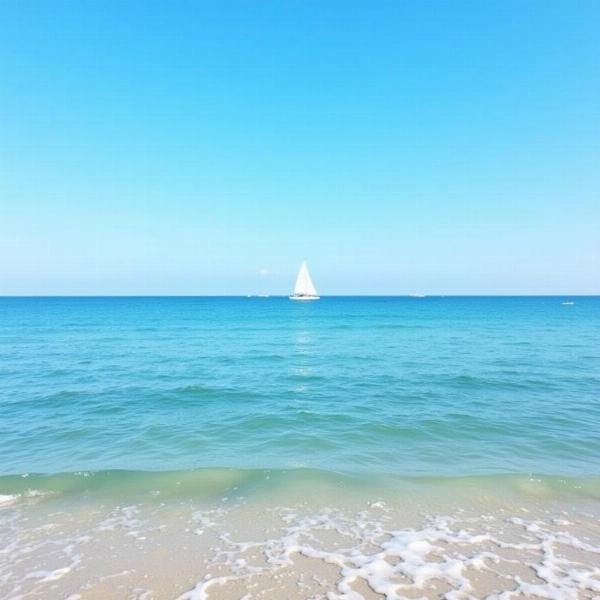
[289,295,320,301]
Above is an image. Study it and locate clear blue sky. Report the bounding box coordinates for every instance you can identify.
[1,1,598,295]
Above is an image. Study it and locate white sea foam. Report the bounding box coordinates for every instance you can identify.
[177,507,600,600]
[0,504,137,598]
[2,496,599,600]
[0,490,54,511]
[191,507,226,537]
[94,504,154,543]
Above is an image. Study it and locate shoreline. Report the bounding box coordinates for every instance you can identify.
[2,471,599,599]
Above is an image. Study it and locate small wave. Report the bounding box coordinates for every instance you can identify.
[1,469,599,503]
[0,493,18,506]
[0,489,54,508]
[157,384,265,405]
[440,373,550,391]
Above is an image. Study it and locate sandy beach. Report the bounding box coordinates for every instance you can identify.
[2,471,600,599]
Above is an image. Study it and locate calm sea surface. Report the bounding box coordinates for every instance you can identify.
[1,296,599,481]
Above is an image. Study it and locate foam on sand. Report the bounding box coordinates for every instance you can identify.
[177,506,600,600]
[1,478,599,599]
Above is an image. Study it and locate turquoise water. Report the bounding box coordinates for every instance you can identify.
[1,296,599,483]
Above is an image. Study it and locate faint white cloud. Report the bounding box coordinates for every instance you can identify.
[258,267,271,277]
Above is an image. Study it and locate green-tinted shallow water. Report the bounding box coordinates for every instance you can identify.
[2,469,600,504]
[1,296,600,495]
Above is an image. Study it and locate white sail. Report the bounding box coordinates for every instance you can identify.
[290,260,319,300]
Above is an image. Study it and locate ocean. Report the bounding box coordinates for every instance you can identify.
[1,296,600,599]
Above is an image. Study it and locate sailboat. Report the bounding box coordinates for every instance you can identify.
[289,260,320,301]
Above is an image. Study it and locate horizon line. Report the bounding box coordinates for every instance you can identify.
[0,294,597,299]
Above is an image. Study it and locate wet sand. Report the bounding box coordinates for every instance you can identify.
[2,476,600,599]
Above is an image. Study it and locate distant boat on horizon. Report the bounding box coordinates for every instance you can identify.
[289,260,320,301]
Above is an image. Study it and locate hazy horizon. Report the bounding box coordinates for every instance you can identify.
[0,293,596,298]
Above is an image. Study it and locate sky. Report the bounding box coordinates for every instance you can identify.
[1,0,599,295]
